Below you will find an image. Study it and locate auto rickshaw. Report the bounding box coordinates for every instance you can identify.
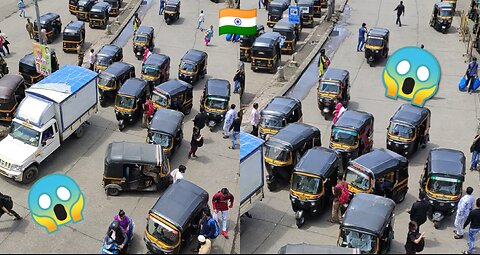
[199,79,231,131]
[364,27,389,67]
[0,55,8,78]
[133,26,155,59]
[114,78,149,131]
[104,0,122,17]
[164,0,181,25]
[240,25,265,62]
[97,62,135,107]
[178,49,208,84]
[441,0,457,11]
[141,53,170,90]
[290,147,341,227]
[147,108,184,158]
[19,52,59,86]
[387,103,431,157]
[103,142,171,196]
[430,2,454,33]
[317,68,350,119]
[298,0,315,28]
[273,19,297,55]
[264,123,321,191]
[420,148,465,229]
[63,21,85,53]
[267,0,290,28]
[33,13,62,44]
[69,0,79,14]
[76,0,97,21]
[89,2,109,29]
[251,32,282,73]
[144,180,209,254]
[337,193,396,254]
[259,96,302,140]
[345,148,409,204]
[95,44,123,73]
[313,0,323,17]
[0,75,26,122]
[152,79,193,115]
[278,244,360,254]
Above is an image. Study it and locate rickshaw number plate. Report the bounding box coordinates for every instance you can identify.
[300,7,309,13]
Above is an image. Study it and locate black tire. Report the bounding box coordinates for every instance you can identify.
[74,125,85,138]
[22,165,39,184]
[267,181,277,191]
[395,190,407,204]
[100,99,106,107]
[433,221,440,229]
[119,121,125,131]
[183,106,192,115]
[107,188,120,196]
[295,216,305,228]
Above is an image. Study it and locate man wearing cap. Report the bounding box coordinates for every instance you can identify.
[198,235,211,254]
[212,188,235,239]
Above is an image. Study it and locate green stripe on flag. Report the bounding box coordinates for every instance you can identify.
[219,25,257,36]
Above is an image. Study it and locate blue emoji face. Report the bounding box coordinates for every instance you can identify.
[28,174,85,233]
[383,46,441,107]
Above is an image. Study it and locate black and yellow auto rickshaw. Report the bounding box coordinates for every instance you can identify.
[240,25,265,62]
[364,27,389,67]
[441,0,457,11]
[95,44,123,73]
[259,96,302,140]
[147,108,184,158]
[97,62,135,107]
[141,53,170,90]
[273,19,298,55]
[278,244,360,254]
[0,55,8,77]
[251,32,282,73]
[313,0,323,17]
[420,148,465,228]
[62,20,85,53]
[264,123,321,191]
[89,2,109,29]
[345,148,409,204]
[0,75,26,122]
[317,68,350,119]
[33,13,62,44]
[18,52,59,86]
[200,79,231,131]
[103,142,171,196]
[290,147,341,227]
[430,2,454,34]
[267,0,290,28]
[337,193,396,254]
[76,0,97,21]
[178,49,208,84]
[144,180,209,254]
[69,0,79,14]
[114,78,149,131]
[104,0,122,17]
[164,0,181,25]
[152,79,193,115]
[298,0,315,28]
[133,26,155,59]
[387,103,431,157]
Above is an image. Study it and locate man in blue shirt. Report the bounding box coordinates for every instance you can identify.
[159,0,165,15]
[466,57,478,94]
[357,23,367,52]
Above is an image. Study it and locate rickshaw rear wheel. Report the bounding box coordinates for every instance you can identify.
[394,190,407,204]
[107,188,120,196]
[183,107,192,115]
[433,221,440,229]
[22,165,38,184]
[100,99,106,107]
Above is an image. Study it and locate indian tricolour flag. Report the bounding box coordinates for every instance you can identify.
[219,9,257,36]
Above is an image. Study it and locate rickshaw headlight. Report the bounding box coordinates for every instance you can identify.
[387,141,391,145]
[429,200,433,205]
[451,203,456,207]
[375,50,379,53]
[291,198,295,203]
[310,202,316,206]
[404,144,409,148]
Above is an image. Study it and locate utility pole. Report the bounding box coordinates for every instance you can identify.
[34,0,43,44]
[327,0,335,21]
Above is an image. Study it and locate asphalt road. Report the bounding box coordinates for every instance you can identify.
[241,0,480,254]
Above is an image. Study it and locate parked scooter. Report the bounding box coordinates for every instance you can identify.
[101,219,135,254]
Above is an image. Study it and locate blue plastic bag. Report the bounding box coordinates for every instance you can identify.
[233,34,240,42]
[459,76,467,91]
[473,77,480,91]
[226,34,233,41]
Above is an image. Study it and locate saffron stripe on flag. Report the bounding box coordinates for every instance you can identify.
[219,8,257,19]
[219,25,257,36]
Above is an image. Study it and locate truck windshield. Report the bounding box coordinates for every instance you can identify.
[150,132,171,148]
[152,93,168,107]
[147,215,179,247]
[428,175,461,196]
[291,173,322,195]
[339,229,377,253]
[10,122,40,147]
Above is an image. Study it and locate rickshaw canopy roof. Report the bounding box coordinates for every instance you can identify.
[166,0,181,6]
[253,32,282,48]
[104,0,119,6]
[342,193,395,236]
[295,147,338,177]
[78,0,95,5]
[105,142,164,166]
[322,68,349,82]
[334,110,373,131]
[103,62,134,77]
[367,27,390,38]
[350,148,408,177]
[0,75,23,100]
[240,131,265,162]
[278,244,360,254]
[206,79,231,98]
[154,79,192,96]
[64,21,85,34]
[19,53,35,68]
[117,78,147,96]
[274,19,295,32]
[270,0,290,8]
[182,49,207,63]
[262,96,300,118]
[435,2,453,9]
[135,26,154,36]
[390,103,430,127]
[37,13,60,25]
[91,2,110,12]
[150,108,184,135]
[151,180,208,231]
[144,53,169,67]
[98,44,122,57]
[267,123,320,150]
[298,0,315,6]
[429,148,466,177]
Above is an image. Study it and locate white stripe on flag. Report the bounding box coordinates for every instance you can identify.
[219,17,256,28]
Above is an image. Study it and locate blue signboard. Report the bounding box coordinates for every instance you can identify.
[288,6,300,24]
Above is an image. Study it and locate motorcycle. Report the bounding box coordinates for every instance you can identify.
[101,219,135,254]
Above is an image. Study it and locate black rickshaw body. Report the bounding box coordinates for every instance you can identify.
[0,75,26,122]
[298,0,315,27]
[387,104,431,157]
[95,44,123,73]
[240,25,265,62]
[364,27,389,67]
[133,26,155,58]
[345,148,409,204]
[178,49,208,84]
[164,0,181,24]
[141,53,170,90]
[89,2,110,29]
[273,19,297,55]
[264,123,321,191]
[33,13,62,43]
[148,108,185,158]
[267,0,290,28]
[251,32,282,73]
[104,0,121,17]
[420,148,466,216]
[259,96,302,140]
[144,180,209,254]
[63,20,86,52]
[18,51,59,86]
[76,0,97,21]
[0,55,8,77]
[337,193,396,254]
[278,244,360,254]
[97,62,135,106]
[200,79,231,124]
[312,0,323,17]
[430,2,454,33]
[317,68,350,118]
[441,0,457,11]
[114,78,149,126]
[152,79,193,115]
[69,0,79,14]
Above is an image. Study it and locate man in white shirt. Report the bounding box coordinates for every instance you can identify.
[197,10,205,31]
[223,104,237,139]
[455,187,475,239]
[250,103,260,137]
[89,49,95,71]
[170,165,186,184]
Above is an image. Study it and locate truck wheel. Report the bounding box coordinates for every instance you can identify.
[74,125,85,138]
[22,165,39,184]
[107,188,120,196]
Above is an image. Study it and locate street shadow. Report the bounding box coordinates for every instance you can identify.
[240,91,256,105]
[408,142,440,165]
[0,217,30,233]
[346,100,359,111]
[168,17,185,26]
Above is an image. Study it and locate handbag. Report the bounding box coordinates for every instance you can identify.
[473,77,480,91]
[197,136,204,147]
[459,76,467,91]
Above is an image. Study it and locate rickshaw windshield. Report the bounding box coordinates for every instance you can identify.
[147,215,179,247]
[116,95,135,109]
[206,96,228,110]
[367,37,383,47]
[440,9,453,17]
[340,229,377,253]
[63,34,79,41]
[291,173,322,195]
[260,117,282,129]
[428,175,462,196]
[143,65,160,76]
[0,99,16,110]
[346,167,371,191]
[265,146,290,161]
[180,62,195,72]
[98,73,114,88]
[134,35,148,43]
[97,56,111,66]
[240,37,253,47]
[269,7,284,15]
[252,49,273,58]
[388,122,414,139]
[150,132,171,148]
[152,93,168,107]
[9,122,40,147]
[165,5,177,12]
[320,81,340,93]
[332,128,358,146]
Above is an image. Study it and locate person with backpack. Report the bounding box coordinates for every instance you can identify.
[405,221,425,254]
[463,198,480,254]
[192,208,219,252]
[212,188,235,239]
[0,193,22,220]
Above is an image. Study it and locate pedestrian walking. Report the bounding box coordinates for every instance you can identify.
[133,13,141,32]
[0,192,22,220]
[89,49,95,71]
[0,38,6,58]
[407,191,429,232]
[394,1,405,27]
[26,18,34,39]
[77,45,84,67]
[197,235,212,254]
[250,103,260,137]
[170,165,186,184]
[212,188,235,239]
[318,49,330,77]
[405,221,426,254]
[192,208,217,253]
[188,126,203,159]
[329,175,349,224]
[463,198,480,254]
[263,0,269,10]
[233,68,244,94]
[223,104,237,139]
[229,112,241,149]
[332,102,346,123]
[197,10,205,31]
[357,23,367,51]
[258,0,264,9]
[471,135,480,170]
[204,25,214,46]
[18,0,26,18]
[159,0,165,15]
[143,46,151,63]
[40,28,48,44]
[142,96,154,128]
[455,187,475,239]
[0,31,10,55]
[194,111,208,131]
[466,57,479,94]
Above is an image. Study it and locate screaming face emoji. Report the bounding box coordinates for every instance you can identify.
[28,174,85,233]
[383,46,441,107]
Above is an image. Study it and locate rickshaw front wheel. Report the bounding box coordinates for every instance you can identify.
[295,215,305,228]
[107,188,120,196]
[394,190,407,204]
